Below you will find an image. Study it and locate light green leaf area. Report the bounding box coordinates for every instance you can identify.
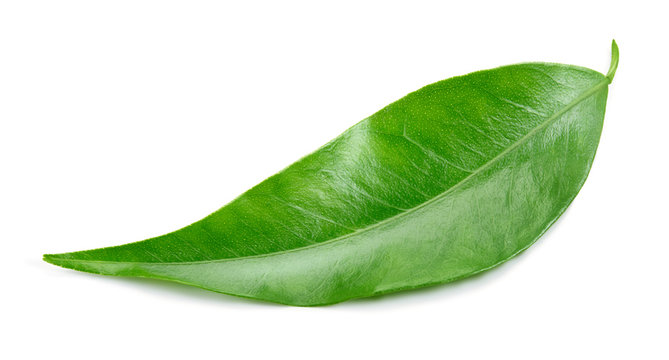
[45,41,619,306]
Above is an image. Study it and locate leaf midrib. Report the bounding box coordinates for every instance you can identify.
[48,75,609,266]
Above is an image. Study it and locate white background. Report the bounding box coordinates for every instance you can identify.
[1,1,667,359]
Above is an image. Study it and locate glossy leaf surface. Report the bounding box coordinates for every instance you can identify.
[44,41,619,306]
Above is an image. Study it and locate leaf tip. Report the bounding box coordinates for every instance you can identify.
[43,253,56,264]
[606,39,619,83]
[43,253,66,267]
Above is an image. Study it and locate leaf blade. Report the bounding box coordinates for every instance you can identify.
[44,43,617,305]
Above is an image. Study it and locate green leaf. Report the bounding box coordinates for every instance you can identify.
[44,41,619,306]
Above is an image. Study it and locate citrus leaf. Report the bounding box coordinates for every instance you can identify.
[44,41,619,306]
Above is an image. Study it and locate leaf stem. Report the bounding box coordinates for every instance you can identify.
[606,39,619,83]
